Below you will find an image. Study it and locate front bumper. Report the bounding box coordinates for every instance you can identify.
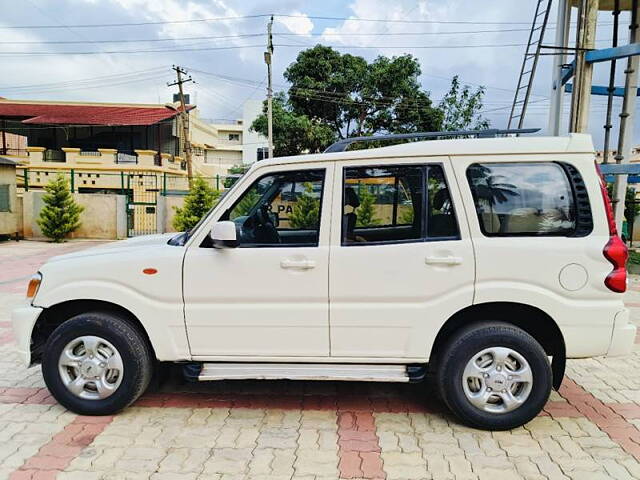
[607,309,637,357]
[11,304,43,367]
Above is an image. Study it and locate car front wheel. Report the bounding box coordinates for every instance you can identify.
[436,322,552,430]
[42,312,153,415]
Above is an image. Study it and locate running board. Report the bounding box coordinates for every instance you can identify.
[189,363,419,383]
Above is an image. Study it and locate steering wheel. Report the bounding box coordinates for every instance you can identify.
[254,204,280,243]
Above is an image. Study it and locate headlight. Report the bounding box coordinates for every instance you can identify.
[26,273,42,300]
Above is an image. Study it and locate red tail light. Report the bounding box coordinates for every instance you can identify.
[604,235,628,293]
[596,162,628,292]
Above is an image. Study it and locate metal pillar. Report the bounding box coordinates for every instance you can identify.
[549,0,572,135]
[613,0,640,231]
[569,0,599,132]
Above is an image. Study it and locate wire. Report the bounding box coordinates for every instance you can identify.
[0,33,265,45]
[0,44,265,56]
[0,41,535,56]
[0,67,166,90]
[3,12,616,30]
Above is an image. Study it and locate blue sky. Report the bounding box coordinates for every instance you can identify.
[0,0,637,148]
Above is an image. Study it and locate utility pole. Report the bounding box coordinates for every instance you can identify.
[548,0,572,135]
[264,15,274,159]
[569,0,599,133]
[168,65,194,183]
[612,0,639,231]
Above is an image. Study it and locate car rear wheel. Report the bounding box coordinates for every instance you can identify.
[42,312,153,415]
[436,322,552,430]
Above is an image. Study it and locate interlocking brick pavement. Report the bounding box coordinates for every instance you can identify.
[1,240,640,479]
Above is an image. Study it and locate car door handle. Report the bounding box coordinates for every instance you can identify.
[280,259,316,270]
[425,255,463,266]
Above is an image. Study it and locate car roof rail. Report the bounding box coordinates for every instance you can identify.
[323,128,541,153]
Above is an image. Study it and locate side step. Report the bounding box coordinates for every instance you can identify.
[185,363,426,383]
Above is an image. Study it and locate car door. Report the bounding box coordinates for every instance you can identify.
[183,164,333,358]
[329,159,475,359]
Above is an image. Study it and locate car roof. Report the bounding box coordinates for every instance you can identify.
[257,133,595,168]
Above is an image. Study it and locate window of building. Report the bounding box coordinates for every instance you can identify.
[466,162,577,236]
[257,147,269,161]
[342,165,424,245]
[221,169,325,247]
[228,133,240,142]
[0,185,10,212]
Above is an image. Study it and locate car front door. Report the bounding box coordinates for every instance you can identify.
[183,165,332,358]
[329,159,475,359]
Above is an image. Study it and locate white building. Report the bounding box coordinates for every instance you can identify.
[242,100,269,165]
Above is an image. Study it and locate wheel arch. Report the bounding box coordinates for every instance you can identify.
[430,302,566,389]
[31,299,156,365]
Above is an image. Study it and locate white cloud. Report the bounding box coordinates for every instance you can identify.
[277,11,313,36]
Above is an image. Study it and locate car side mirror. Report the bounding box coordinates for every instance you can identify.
[210,221,239,248]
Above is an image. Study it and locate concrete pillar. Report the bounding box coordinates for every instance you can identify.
[116,194,128,239]
[569,0,599,133]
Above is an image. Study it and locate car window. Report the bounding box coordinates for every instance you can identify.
[427,165,459,239]
[223,169,325,247]
[342,165,424,245]
[466,162,576,236]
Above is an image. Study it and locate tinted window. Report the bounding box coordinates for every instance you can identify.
[427,165,459,238]
[467,163,576,236]
[223,169,325,246]
[343,166,424,244]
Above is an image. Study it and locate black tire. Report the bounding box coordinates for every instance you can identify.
[42,312,153,415]
[436,322,552,431]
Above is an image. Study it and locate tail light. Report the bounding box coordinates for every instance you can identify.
[596,162,628,292]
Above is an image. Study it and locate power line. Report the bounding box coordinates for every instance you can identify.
[0,44,265,56]
[0,41,533,56]
[0,13,599,30]
[0,33,265,45]
[0,67,166,90]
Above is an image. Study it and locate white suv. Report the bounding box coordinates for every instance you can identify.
[12,133,636,430]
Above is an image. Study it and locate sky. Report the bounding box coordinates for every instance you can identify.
[0,0,637,148]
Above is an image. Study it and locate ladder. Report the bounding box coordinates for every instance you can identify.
[508,0,553,129]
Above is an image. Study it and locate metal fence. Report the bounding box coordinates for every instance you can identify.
[15,167,234,195]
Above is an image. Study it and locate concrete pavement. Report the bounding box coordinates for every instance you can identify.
[1,240,639,480]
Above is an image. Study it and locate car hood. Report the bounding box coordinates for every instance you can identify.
[45,233,180,264]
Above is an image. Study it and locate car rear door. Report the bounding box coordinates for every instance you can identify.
[328,158,475,359]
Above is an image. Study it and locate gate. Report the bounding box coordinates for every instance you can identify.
[126,173,159,237]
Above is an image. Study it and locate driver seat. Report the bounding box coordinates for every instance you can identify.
[343,187,360,242]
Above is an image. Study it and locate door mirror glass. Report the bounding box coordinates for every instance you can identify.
[210,221,238,248]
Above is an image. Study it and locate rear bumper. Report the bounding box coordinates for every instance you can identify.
[11,304,43,367]
[607,309,637,357]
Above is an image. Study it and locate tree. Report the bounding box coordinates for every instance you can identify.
[439,75,490,131]
[172,176,220,231]
[289,182,320,229]
[251,93,335,157]
[224,164,250,188]
[251,45,443,155]
[37,174,83,242]
[356,188,380,227]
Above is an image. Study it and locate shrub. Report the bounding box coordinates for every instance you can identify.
[37,174,83,242]
[172,176,221,231]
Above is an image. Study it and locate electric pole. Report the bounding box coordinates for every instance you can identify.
[168,65,194,183]
[264,15,274,159]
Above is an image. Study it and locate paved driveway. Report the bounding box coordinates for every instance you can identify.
[1,240,639,480]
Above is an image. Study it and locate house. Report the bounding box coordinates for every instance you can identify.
[0,156,18,237]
